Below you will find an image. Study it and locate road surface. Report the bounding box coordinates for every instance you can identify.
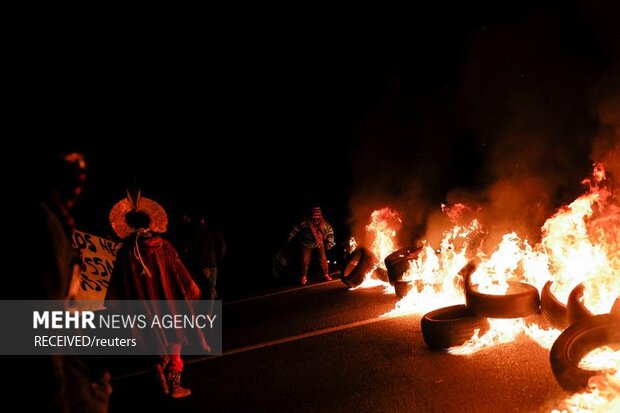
[109,279,572,412]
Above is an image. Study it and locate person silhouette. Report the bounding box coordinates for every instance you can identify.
[105,191,207,398]
[287,205,335,285]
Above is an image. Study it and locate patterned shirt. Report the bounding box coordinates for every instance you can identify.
[289,218,335,249]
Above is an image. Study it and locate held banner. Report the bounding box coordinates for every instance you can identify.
[70,230,121,309]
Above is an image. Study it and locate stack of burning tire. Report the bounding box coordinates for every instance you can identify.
[421,270,541,350]
[546,282,620,391]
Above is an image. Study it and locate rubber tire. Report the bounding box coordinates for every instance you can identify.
[453,261,477,295]
[465,277,540,319]
[550,313,620,391]
[421,305,491,350]
[371,267,389,283]
[541,281,569,330]
[394,280,412,298]
[340,248,376,288]
[384,246,422,285]
[567,284,594,326]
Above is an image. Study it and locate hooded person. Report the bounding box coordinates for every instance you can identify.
[105,191,208,398]
[287,205,335,285]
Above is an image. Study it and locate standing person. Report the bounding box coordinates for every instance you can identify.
[177,214,226,300]
[105,192,207,398]
[7,150,111,412]
[288,205,335,285]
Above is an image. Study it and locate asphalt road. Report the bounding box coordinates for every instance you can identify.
[109,279,573,412]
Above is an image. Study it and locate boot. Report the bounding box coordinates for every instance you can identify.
[167,370,191,398]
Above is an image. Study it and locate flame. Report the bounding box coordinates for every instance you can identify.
[379,163,618,319]
[579,347,620,371]
[542,192,606,304]
[469,232,551,294]
[552,347,620,413]
[353,207,402,289]
[522,323,562,350]
[447,319,561,355]
[383,213,482,316]
[348,163,620,407]
[542,163,620,314]
[351,275,394,291]
[365,207,402,265]
[448,319,524,354]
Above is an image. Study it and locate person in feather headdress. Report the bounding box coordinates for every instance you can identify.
[105,191,208,398]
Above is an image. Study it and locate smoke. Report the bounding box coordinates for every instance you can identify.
[349,84,456,247]
[350,2,620,253]
[591,88,620,188]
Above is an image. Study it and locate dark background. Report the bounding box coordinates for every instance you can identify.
[18,0,619,297]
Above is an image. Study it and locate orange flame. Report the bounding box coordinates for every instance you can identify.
[365,207,402,265]
[552,347,620,413]
[354,207,402,290]
[383,213,482,316]
[350,163,619,407]
[379,163,618,359]
[470,232,550,294]
[448,320,561,355]
[543,163,620,314]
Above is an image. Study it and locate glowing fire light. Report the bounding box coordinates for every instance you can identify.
[352,162,619,407]
[449,319,525,355]
[381,164,619,322]
[542,163,620,314]
[579,347,620,371]
[366,207,402,265]
[552,347,620,413]
[353,207,401,290]
[470,233,550,295]
[382,206,482,316]
[448,320,562,355]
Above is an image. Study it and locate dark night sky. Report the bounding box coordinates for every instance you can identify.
[18,1,619,296]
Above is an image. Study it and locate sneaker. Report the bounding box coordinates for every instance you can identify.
[168,371,192,399]
[300,276,307,285]
[323,274,332,281]
[171,385,192,399]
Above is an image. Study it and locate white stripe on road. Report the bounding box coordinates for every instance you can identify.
[113,313,403,381]
[223,279,342,306]
[217,314,398,357]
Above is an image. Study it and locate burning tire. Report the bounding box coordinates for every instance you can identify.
[567,284,594,325]
[549,313,620,391]
[541,281,569,330]
[394,280,412,298]
[341,248,376,288]
[421,305,491,350]
[384,246,421,285]
[372,267,389,283]
[464,278,540,318]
